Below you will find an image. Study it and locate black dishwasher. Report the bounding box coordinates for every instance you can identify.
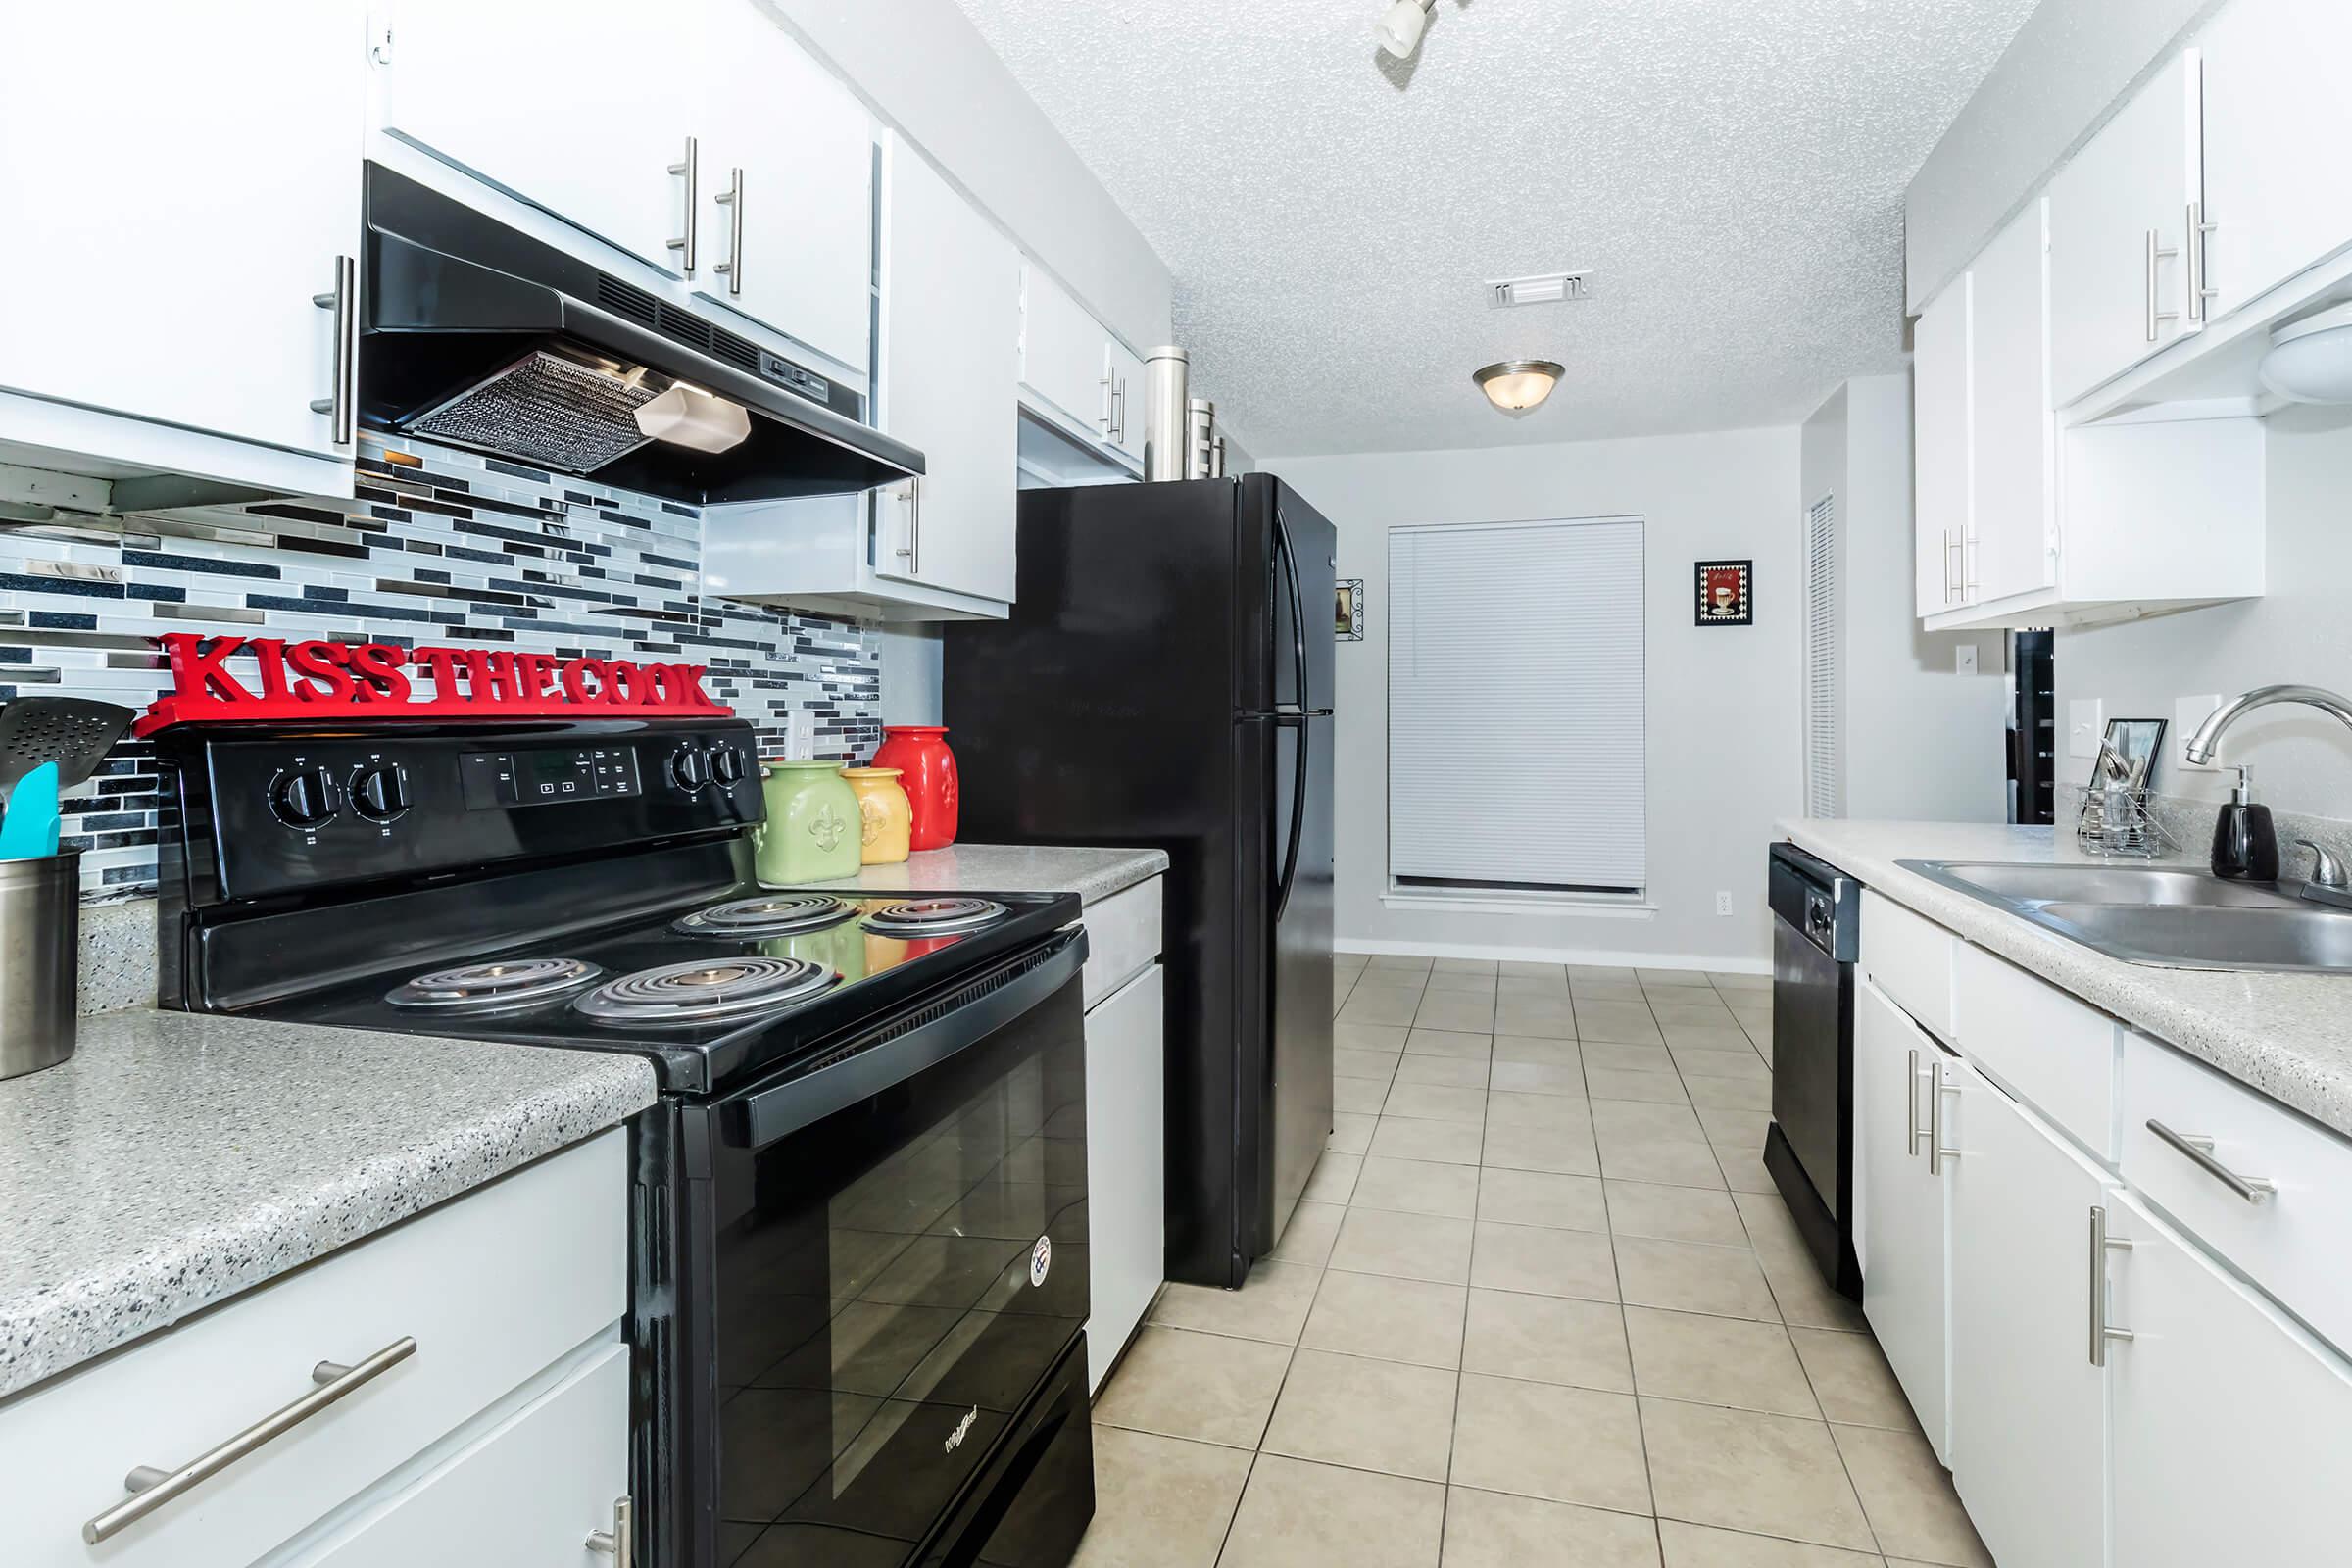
[1764,842,1862,1298]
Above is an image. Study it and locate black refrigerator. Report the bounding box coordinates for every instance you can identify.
[945,475,1336,1289]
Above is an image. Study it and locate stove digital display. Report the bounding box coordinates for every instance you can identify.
[459,746,641,810]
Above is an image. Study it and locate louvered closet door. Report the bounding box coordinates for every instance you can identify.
[1804,495,1842,819]
[1389,517,1645,893]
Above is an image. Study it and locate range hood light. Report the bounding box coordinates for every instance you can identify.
[1474,360,1565,412]
[634,384,753,454]
[2259,301,2352,405]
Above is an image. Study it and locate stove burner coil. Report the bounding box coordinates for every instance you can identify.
[574,956,837,1025]
[860,897,1009,937]
[671,894,852,939]
[385,956,604,1011]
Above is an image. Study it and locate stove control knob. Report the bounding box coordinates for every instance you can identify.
[708,745,745,786]
[269,765,337,830]
[350,763,411,824]
[669,746,710,791]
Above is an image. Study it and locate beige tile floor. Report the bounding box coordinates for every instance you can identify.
[1074,953,1993,1568]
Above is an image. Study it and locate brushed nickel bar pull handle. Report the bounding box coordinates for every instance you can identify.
[1908,1047,1929,1157]
[2187,202,2219,322]
[83,1337,416,1544]
[587,1495,634,1568]
[712,167,745,295]
[892,478,922,576]
[2146,1118,2276,1202]
[2145,228,2180,342]
[1960,532,1979,598]
[668,136,699,275]
[1099,371,1113,434]
[308,255,358,446]
[1114,377,1129,443]
[2089,1205,2134,1366]
[1928,1061,1960,1174]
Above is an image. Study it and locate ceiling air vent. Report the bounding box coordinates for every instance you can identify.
[596,275,660,327]
[1488,271,1594,309]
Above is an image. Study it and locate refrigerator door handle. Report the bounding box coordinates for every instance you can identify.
[1272,514,1311,921]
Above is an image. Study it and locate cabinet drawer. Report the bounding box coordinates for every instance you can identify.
[1083,875,1162,1009]
[2120,1033,2352,1352]
[274,1342,629,1568]
[1860,892,1955,1039]
[1951,942,2117,1156]
[0,1131,626,1568]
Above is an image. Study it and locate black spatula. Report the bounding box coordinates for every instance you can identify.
[0,698,137,801]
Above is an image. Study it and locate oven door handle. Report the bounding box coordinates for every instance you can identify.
[719,927,1090,1149]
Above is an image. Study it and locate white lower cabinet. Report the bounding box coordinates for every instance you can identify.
[1085,961,1165,1394]
[1854,977,1951,1459]
[0,1132,629,1568]
[2107,1192,2352,1567]
[1946,1060,2111,1568]
[273,1342,629,1567]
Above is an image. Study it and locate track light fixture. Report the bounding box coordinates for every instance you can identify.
[1376,0,1437,60]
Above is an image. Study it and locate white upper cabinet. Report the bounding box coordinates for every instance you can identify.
[876,135,1019,606]
[2047,50,2204,406]
[2198,0,2352,320]
[1019,264,1144,470]
[377,0,698,275]
[1912,279,1972,618]
[1966,199,2056,606]
[0,0,363,482]
[693,0,874,371]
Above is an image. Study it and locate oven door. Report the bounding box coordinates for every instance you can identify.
[671,929,1094,1568]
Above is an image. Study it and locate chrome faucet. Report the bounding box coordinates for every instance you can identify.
[2184,685,2352,909]
[2183,684,2352,764]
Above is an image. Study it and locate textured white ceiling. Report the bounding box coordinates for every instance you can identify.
[949,0,2039,455]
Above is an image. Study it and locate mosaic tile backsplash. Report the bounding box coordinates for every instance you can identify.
[0,438,882,898]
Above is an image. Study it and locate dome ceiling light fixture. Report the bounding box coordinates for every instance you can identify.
[1474,360,1565,413]
[1375,0,1437,60]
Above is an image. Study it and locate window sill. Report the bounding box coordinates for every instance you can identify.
[1380,887,1657,919]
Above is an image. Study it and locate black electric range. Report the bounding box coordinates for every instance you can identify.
[155,716,1098,1568]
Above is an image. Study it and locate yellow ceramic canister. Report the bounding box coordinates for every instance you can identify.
[840,766,912,865]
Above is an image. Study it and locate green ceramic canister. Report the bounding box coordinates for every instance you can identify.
[755,760,861,883]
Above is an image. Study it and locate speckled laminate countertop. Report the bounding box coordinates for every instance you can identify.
[1782,820,2352,1140]
[788,843,1168,905]
[0,1010,656,1399]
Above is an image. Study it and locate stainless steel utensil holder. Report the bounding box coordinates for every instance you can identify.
[0,852,76,1081]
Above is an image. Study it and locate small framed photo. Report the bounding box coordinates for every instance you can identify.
[1336,579,1364,641]
[1694,560,1752,626]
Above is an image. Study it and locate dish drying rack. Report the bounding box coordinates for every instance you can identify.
[2070,783,2182,859]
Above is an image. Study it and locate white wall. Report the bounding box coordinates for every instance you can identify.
[1268,427,1803,968]
[1803,374,2010,821]
[880,625,944,724]
[2058,405,2352,816]
[1907,0,2217,311]
[761,0,1172,355]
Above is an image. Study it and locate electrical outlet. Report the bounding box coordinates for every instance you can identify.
[1955,643,1979,675]
[2176,694,2224,769]
[1715,891,1734,916]
[785,710,816,761]
[2068,699,2105,760]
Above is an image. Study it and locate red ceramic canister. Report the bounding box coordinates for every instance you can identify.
[870,725,958,850]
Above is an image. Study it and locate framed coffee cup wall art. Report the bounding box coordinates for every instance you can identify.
[1694,560,1752,626]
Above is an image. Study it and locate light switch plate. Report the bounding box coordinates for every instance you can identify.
[2068,699,2105,760]
[1955,643,1979,675]
[2176,694,2223,769]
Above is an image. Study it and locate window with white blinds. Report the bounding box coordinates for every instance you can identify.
[1389,516,1645,895]
[1804,493,1843,819]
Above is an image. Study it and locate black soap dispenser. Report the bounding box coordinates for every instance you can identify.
[2212,765,2280,881]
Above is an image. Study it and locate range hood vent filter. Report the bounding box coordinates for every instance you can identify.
[404,350,659,473]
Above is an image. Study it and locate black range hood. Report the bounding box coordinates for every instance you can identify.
[360,163,921,506]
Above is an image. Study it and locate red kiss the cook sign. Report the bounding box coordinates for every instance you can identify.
[131,633,732,736]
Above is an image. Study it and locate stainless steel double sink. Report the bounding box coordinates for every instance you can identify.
[1897,861,2352,973]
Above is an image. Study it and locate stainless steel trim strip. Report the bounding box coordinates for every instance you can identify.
[2146,1118,2277,1203]
[81,1338,417,1544]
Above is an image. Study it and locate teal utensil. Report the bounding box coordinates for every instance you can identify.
[0,761,60,859]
